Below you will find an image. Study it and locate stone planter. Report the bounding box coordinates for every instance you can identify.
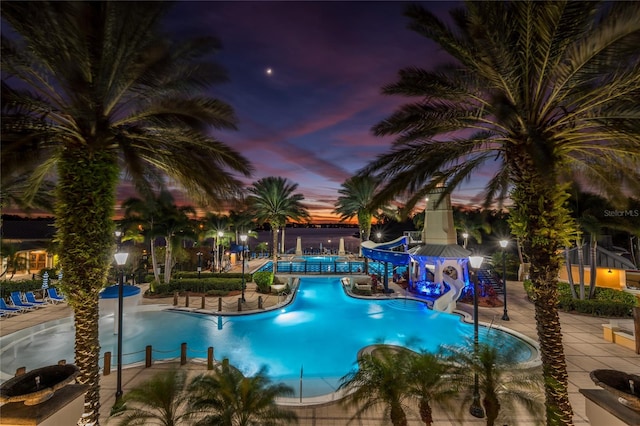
[0,364,80,406]
[590,369,640,411]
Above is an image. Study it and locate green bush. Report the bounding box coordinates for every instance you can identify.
[147,277,242,296]
[174,271,248,279]
[523,280,637,317]
[0,280,45,298]
[253,271,274,293]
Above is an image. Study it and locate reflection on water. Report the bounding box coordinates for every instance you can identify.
[0,277,537,397]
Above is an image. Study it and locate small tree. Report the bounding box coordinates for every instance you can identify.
[405,350,458,426]
[339,346,411,426]
[445,336,544,426]
[188,361,298,426]
[110,368,192,426]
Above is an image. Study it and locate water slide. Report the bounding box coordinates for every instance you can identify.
[360,236,464,313]
[360,236,411,265]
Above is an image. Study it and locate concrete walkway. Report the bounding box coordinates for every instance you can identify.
[2,271,639,425]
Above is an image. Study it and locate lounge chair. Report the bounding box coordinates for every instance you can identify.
[25,291,48,307]
[353,280,372,292]
[0,298,26,314]
[10,292,38,310]
[0,308,18,318]
[47,287,65,304]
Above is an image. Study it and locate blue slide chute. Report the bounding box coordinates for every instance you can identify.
[361,236,411,265]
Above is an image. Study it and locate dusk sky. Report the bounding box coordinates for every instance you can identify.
[152,1,488,223]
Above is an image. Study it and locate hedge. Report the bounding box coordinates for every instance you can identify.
[253,271,274,293]
[523,280,638,317]
[0,280,53,298]
[144,272,250,283]
[148,277,243,296]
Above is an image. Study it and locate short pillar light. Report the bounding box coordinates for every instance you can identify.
[468,254,485,419]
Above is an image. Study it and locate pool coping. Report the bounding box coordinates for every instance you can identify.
[1,277,541,402]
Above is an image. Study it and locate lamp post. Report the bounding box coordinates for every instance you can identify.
[462,232,469,249]
[499,240,509,321]
[197,252,203,279]
[240,234,247,302]
[468,254,485,419]
[113,251,129,403]
[376,232,381,242]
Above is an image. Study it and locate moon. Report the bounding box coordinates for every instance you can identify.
[266,68,273,75]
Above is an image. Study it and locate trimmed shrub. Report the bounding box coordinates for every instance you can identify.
[523,280,637,317]
[253,271,274,293]
[173,271,248,280]
[0,280,44,298]
[146,277,242,296]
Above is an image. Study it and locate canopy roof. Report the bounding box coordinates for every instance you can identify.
[408,244,471,259]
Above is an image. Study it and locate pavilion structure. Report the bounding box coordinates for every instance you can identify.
[361,187,471,312]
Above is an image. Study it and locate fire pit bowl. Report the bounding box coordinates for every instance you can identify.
[0,364,80,406]
[590,369,640,411]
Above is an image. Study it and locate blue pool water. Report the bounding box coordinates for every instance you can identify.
[0,277,536,397]
[257,258,407,276]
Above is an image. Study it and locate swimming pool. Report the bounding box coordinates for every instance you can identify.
[0,277,537,398]
[257,258,407,276]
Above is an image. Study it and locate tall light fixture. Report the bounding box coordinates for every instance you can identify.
[113,251,129,402]
[499,240,509,321]
[376,232,382,242]
[462,232,469,249]
[468,254,485,419]
[196,251,203,279]
[240,234,248,302]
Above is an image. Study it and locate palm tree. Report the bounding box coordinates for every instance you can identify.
[188,361,298,426]
[338,346,411,426]
[1,3,252,423]
[333,175,380,243]
[122,191,195,286]
[445,338,544,426]
[453,208,492,249]
[360,2,640,423]
[201,213,230,272]
[405,350,458,426]
[228,208,256,244]
[110,368,192,426]
[0,242,27,280]
[247,177,310,265]
[0,173,55,214]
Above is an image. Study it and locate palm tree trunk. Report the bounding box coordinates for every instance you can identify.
[511,180,574,426]
[390,401,408,426]
[576,238,585,299]
[55,148,119,425]
[151,238,160,286]
[164,236,172,284]
[483,394,500,426]
[588,237,597,299]
[418,399,434,425]
[272,227,279,269]
[564,246,578,299]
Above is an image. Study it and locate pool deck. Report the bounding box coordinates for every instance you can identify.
[1,263,639,425]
